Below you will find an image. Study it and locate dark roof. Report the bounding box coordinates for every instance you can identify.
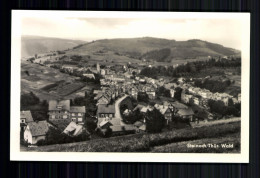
[70,106,86,113]
[97,104,115,114]
[133,121,143,127]
[171,101,188,109]
[177,108,194,116]
[20,111,34,123]
[28,121,50,136]
[48,100,70,111]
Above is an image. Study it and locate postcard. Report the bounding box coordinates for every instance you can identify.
[10,10,250,162]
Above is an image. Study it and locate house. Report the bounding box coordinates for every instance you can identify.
[140,105,154,114]
[192,96,200,105]
[129,86,138,99]
[63,122,84,136]
[20,111,34,131]
[176,108,194,122]
[170,89,175,98]
[23,120,51,144]
[48,100,70,120]
[97,104,119,125]
[48,100,86,124]
[97,94,111,105]
[70,106,86,124]
[138,124,147,132]
[100,69,106,75]
[98,120,113,129]
[146,90,156,100]
[200,98,209,108]
[154,104,173,125]
[123,109,131,116]
[82,73,95,79]
[238,93,241,103]
[232,97,239,104]
[222,97,229,106]
[183,94,192,104]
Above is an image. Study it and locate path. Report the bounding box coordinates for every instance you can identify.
[114,94,129,125]
[190,117,241,128]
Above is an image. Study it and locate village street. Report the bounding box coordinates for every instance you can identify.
[114,94,129,125]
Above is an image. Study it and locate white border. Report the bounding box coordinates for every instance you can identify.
[10,11,250,163]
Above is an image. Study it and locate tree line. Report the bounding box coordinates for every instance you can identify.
[140,57,241,79]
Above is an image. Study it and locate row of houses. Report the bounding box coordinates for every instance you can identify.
[21,100,87,145]
[131,101,194,126]
[180,84,241,107]
[94,86,122,105]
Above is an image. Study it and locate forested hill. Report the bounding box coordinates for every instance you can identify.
[66,37,240,62]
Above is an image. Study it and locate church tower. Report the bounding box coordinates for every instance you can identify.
[97,63,100,73]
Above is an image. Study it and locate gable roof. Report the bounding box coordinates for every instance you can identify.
[70,106,86,113]
[48,100,70,111]
[28,121,50,136]
[171,101,188,109]
[83,73,95,79]
[177,108,194,116]
[20,111,34,123]
[133,104,147,111]
[99,120,112,128]
[63,122,83,136]
[97,104,115,114]
[139,124,146,131]
[133,121,143,127]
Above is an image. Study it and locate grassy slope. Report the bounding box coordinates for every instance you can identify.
[23,121,240,153]
[21,36,86,57]
[151,132,240,153]
[65,37,240,63]
[21,61,89,100]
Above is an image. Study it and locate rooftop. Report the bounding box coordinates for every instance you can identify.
[28,121,50,136]
[20,110,34,123]
[48,100,70,111]
[97,104,115,114]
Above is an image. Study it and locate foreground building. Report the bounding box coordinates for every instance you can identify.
[20,110,34,131]
[24,120,52,144]
[48,100,86,124]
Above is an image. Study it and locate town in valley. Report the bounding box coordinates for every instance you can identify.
[20,36,241,153]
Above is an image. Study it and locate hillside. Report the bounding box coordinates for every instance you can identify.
[21,36,86,57]
[21,61,96,100]
[66,37,240,62]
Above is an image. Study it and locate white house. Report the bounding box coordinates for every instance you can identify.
[24,120,51,145]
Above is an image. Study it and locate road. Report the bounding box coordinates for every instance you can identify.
[114,94,129,125]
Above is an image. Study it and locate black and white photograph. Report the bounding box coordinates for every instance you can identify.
[10,11,250,162]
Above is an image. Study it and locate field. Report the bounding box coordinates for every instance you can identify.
[21,61,96,100]
[22,121,240,153]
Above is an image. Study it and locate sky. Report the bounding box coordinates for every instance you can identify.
[22,17,243,50]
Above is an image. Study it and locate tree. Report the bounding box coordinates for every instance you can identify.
[157,86,171,97]
[123,109,142,124]
[137,92,149,103]
[21,92,40,109]
[146,108,165,133]
[84,116,97,134]
[73,96,86,106]
[174,87,183,101]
